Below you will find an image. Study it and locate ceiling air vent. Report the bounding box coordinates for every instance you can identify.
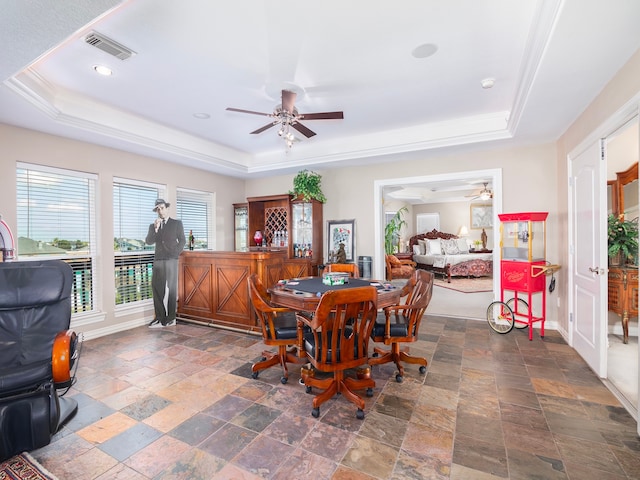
[84,32,135,60]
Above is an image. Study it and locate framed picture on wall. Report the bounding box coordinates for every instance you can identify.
[327,219,356,262]
[470,204,493,229]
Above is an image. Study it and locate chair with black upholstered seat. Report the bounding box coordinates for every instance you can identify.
[298,286,378,419]
[0,260,80,462]
[369,269,434,382]
[247,273,303,384]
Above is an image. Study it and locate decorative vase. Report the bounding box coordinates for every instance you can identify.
[609,252,622,266]
[253,230,263,246]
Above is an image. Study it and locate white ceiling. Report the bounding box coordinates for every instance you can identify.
[2,0,640,196]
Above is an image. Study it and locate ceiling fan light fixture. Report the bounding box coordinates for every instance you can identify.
[480,190,492,201]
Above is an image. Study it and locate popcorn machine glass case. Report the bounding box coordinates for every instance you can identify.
[499,212,548,293]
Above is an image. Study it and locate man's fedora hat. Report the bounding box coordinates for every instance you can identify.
[153,198,170,211]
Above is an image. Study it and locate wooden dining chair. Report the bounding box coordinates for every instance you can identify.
[247,274,303,384]
[323,262,360,278]
[298,286,378,419]
[369,269,434,382]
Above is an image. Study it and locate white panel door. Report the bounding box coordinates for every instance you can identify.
[570,140,607,376]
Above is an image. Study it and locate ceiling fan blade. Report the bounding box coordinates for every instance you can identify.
[226,107,271,117]
[291,122,316,138]
[250,122,277,134]
[300,111,344,120]
[281,90,296,114]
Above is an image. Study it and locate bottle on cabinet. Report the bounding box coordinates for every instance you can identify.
[188,230,195,250]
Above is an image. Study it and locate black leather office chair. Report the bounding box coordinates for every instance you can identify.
[0,260,80,461]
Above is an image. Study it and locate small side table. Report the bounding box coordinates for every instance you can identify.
[470,249,492,254]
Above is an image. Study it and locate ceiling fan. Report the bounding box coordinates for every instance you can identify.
[226,89,343,148]
[465,182,493,201]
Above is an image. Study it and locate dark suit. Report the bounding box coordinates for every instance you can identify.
[146,218,186,324]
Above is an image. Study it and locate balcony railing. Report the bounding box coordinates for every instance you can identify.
[114,253,155,305]
[63,257,93,314]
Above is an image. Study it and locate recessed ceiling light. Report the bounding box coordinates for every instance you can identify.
[193,113,210,119]
[412,43,438,59]
[481,78,495,89]
[93,65,112,76]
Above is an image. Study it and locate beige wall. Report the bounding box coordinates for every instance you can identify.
[556,48,640,335]
[413,201,494,249]
[0,124,246,338]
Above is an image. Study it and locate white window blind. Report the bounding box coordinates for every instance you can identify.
[176,188,212,250]
[16,163,97,313]
[113,178,164,306]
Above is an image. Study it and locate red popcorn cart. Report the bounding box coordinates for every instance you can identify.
[486,212,560,340]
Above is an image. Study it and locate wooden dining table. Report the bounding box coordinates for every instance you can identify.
[269,276,402,312]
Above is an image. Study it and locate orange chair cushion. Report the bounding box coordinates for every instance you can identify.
[387,255,401,266]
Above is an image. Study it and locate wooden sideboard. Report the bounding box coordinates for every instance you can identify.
[177,249,288,332]
[608,266,639,344]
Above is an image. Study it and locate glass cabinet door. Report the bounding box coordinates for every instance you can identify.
[234,205,248,251]
[291,202,313,257]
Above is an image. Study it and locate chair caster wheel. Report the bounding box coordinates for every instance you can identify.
[395,374,403,383]
[260,356,267,361]
[419,366,426,374]
[372,352,379,357]
[366,388,373,397]
[306,386,312,394]
[280,377,288,384]
[251,371,259,379]
[312,407,320,418]
[356,409,365,420]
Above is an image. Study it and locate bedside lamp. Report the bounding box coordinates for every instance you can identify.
[458,225,470,250]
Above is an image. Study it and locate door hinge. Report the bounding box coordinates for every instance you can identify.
[569,312,573,323]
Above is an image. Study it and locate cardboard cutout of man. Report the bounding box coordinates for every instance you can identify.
[146,199,185,327]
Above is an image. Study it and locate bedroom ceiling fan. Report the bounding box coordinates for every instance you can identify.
[466,182,493,201]
[226,89,344,148]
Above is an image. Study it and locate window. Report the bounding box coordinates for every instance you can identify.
[416,213,440,233]
[16,163,97,314]
[176,188,212,250]
[113,178,164,306]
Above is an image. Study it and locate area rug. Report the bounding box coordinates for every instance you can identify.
[433,276,493,293]
[0,452,58,480]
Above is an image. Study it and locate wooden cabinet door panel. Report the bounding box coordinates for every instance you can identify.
[181,264,212,314]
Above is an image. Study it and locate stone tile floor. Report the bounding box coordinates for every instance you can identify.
[32,316,640,479]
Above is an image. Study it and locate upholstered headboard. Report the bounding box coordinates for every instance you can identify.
[409,229,458,249]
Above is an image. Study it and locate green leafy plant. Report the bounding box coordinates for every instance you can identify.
[384,206,408,254]
[289,170,326,203]
[608,213,639,263]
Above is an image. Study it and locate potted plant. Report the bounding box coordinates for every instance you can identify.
[384,206,408,254]
[608,213,639,265]
[289,170,326,203]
